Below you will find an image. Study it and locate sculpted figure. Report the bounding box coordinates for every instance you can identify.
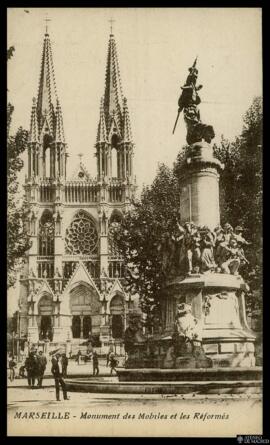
[124,313,146,354]
[175,303,202,342]
[223,223,234,244]
[200,226,217,273]
[173,303,212,368]
[234,226,250,246]
[173,58,215,145]
[220,237,241,275]
[179,222,201,274]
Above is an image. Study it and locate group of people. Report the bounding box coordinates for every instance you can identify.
[91,350,119,376]
[9,347,120,401]
[21,350,48,387]
[18,350,68,388]
[162,221,249,276]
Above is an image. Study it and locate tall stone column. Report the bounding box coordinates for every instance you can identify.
[179,142,223,230]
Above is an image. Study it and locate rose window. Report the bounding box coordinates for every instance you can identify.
[65,211,98,255]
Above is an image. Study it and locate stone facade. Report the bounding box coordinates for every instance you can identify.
[18,30,139,354]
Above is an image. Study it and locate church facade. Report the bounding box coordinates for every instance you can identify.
[18,29,138,354]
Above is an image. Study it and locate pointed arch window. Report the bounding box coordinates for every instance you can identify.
[43,133,53,178]
[38,211,54,256]
[108,213,122,258]
[65,211,98,255]
[111,147,118,178]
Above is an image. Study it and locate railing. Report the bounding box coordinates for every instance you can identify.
[37,258,54,278]
[108,184,124,203]
[39,183,55,202]
[108,260,126,278]
[65,182,98,203]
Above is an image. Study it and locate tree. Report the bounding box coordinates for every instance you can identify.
[7,47,31,288]
[113,164,180,330]
[213,97,262,318]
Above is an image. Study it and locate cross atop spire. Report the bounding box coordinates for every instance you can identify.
[109,18,115,35]
[78,153,84,163]
[45,15,51,34]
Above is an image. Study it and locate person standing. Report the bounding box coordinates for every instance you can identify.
[51,353,69,401]
[92,351,99,376]
[8,356,16,381]
[61,353,69,378]
[109,354,118,375]
[76,349,82,365]
[25,351,38,387]
[37,350,47,387]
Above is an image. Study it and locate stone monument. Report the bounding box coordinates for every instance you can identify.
[123,59,256,371]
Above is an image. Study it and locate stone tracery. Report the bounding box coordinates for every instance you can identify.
[65,211,98,255]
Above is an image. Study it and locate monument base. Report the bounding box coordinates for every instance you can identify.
[124,273,257,369]
[117,366,262,382]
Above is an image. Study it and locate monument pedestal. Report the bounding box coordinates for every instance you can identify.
[179,142,223,230]
[162,273,256,367]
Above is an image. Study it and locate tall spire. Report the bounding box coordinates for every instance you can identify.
[95,31,134,182]
[103,32,123,130]
[27,29,67,179]
[36,31,59,136]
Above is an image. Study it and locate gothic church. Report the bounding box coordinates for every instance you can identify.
[19,28,138,354]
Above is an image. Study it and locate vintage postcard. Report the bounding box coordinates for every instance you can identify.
[7,7,263,438]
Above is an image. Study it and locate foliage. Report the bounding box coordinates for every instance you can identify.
[7,46,31,288]
[113,164,180,330]
[213,97,262,316]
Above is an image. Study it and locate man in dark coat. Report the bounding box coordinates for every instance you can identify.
[109,354,118,375]
[92,351,99,376]
[25,351,39,387]
[51,353,69,401]
[61,353,68,378]
[37,350,47,387]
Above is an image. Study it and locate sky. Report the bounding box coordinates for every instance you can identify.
[7,7,262,314]
[8,7,262,188]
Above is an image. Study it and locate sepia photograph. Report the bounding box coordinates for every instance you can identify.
[7,7,263,438]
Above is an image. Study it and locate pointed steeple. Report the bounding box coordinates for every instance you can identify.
[95,30,134,182]
[27,29,67,179]
[103,32,123,131]
[36,31,58,136]
[96,31,134,144]
[28,98,39,143]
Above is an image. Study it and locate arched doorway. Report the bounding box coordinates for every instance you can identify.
[72,316,81,339]
[69,283,101,340]
[38,294,53,341]
[110,294,124,339]
[83,316,92,339]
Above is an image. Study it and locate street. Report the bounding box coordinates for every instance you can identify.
[7,357,263,437]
